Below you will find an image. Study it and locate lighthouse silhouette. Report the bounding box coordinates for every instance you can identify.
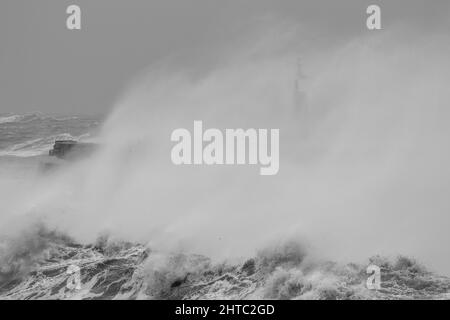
[294,58,309,135]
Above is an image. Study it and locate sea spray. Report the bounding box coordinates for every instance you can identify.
[1,29,450,276]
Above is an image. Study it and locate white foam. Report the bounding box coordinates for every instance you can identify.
[0,133,89,157]
[0,115,24,124]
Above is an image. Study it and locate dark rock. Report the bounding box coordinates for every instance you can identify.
[49,140,97,159]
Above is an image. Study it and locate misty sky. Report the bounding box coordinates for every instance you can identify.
[0,0,449,115]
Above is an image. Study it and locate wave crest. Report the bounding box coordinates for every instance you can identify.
[1,227,448,300]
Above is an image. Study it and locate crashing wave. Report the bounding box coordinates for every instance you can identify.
[0,115,25,124]
[0,133,90,157]
[0,226,448,300]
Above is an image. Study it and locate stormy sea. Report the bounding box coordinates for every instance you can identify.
[0,105,449,300]
[1,224,450,300]
[2,32,450,299]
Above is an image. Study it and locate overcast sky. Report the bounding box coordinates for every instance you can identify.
[0,0,449,116]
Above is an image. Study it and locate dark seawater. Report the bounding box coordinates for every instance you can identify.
[0,113,100,157]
